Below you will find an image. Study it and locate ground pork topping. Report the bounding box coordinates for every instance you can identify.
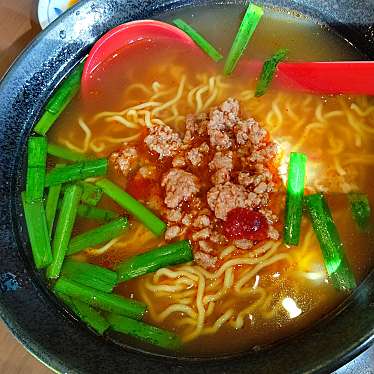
[144,124,181,159]
[207,182,249,220]
[161,169,200,208]
[110,147,138,177]
[125,98,282,269]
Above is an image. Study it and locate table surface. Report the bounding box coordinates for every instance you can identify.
[0,1,373,373]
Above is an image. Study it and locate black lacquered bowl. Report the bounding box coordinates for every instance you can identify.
[0,0,373,373]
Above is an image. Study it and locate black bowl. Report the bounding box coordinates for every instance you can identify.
[0,0,373,373]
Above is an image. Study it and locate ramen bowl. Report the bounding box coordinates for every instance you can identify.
[0,0,373,373]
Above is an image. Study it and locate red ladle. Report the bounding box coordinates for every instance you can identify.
[82,20,374,97]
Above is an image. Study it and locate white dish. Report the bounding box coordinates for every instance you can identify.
[38,0,76,29]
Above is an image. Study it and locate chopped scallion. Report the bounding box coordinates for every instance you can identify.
[305,194,356,291]
[173,18,223,62]
[255,48,288,97]
[61,259,117,293]
[96,178,166,236]
[34,62,84,136]
[224,3,264,75]
[54,278,146,319]
[46,184,82,279]
[117,240,193,282]
[67,217,128,255]
[108,313,181,350]
[284,152,307,245]
[21,193,52,269]
[45,159,108,187]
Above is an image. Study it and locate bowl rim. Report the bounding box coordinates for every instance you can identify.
[0,0,373,373]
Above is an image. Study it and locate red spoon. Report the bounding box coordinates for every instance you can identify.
[82,19,374,97]
[239,60,374,95]
[81,20,201,96]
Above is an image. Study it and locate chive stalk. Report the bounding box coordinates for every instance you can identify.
[255,48,288,97]
[79,182,103,206]
[96,178,166,236]
[21,193,52,269]
[305,194,356,291]
[117,240,193,282]
[34,62,84,135]
[173,19,223,62]
[47,184,82,279]
[284,152,307,245]
[26,136,48,201]
[45,159,108,187]
[54,278,146,319]
[348,192,371,232]
[61,259,117,293]
[224,3,264,75]
[45,184,62,237]
[67,217,128,255]
[56,292,110,334]
[77,204,119,222]
[47,143,89,162]
[108,314,181,350]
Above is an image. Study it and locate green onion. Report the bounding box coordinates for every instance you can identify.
[96,178,166,236]
[76,204,119,222]
[348,192,371,232]
[47,143,89,162]
[56,292,110,335]
[107,314,181,350]
[45,184,62,237]
[54,278,146,319]
[46,184,82,279]
[21,193,52,269]
[224,3,264,75]
[117,240,192,283]
[255,48,288,97]
[173,18,223,62]
[67,217,128,255]
[45,159,108,187]
[79,182,103,206]
[26,136,48,201]
[305,194,356,291]
[284,152,307,245]
[34,62,84,136]
[61,259,117,293]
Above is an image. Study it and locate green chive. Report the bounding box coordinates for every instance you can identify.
[255,48,288,97]
[45,184,62,237]
[96,178,166,236]
[61,259,117,293]
[117,240,193,283]
[34,62,84,136]
[305,194,356,291]
[45,159,108,187]
[66,217,128,255]
[173,18,223,62]
[108,314,181,350]
[26,136,48,201]
[284,152,307,245]
[47,143,89,162]
[77,204,119,222]
[79,182,103,206]
[224,3,264,75]
[54,278,146,319]
[46,184,82,279]
[56,292,110,335]
[21,193,52,269]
